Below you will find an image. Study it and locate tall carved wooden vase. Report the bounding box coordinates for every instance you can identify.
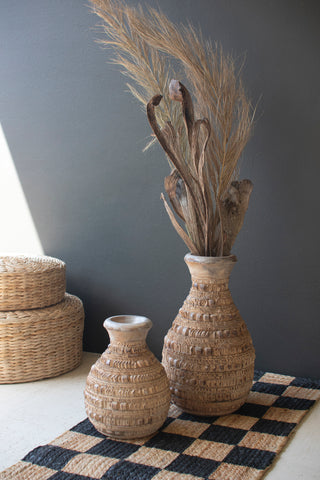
[162,254,255,416]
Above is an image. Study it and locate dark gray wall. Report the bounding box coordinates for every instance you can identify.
[1,0,320,378]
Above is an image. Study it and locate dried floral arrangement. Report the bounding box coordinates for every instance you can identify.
[90,0,256,256]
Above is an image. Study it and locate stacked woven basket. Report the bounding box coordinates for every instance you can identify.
[0,255,84,383]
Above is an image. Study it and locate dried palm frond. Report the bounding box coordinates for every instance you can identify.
[89,0,255,256]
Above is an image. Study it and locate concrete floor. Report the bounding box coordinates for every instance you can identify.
[0,352,319,479]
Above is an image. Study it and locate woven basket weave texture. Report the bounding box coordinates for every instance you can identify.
[0,255,66,311]
[0,293,84,383]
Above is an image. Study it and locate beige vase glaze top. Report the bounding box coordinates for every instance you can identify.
[84,315,170,439]
[162,254,255,416]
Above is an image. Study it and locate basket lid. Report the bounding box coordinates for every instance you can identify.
[0,255,65,273]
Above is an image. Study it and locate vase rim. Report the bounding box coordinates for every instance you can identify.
[184,253,237,264]
[104,315,152,331]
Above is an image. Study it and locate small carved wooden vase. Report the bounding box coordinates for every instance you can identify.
[84,315,170,439]
[162,254,255,416]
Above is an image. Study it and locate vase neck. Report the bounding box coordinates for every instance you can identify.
[104,315,152,344]
[184,254,237,284]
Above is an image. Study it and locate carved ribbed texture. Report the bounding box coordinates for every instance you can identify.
[84,316,171,439]
[0,294,84,383]
[162,254,255,415]
[0,255,66,310]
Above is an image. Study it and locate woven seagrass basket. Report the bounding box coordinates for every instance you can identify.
[0,255,66,311]
[0,294,84,383]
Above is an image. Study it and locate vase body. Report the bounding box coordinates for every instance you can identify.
[162,254,255,416]
[84,315,170,439]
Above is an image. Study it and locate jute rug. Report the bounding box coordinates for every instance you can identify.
[1,371,319,480]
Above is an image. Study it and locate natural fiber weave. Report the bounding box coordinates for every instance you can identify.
[0,294,84,383]
[1,371,319,479]
[0,255,66,311]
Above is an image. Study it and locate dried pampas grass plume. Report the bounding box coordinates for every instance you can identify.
[89,0,256,256]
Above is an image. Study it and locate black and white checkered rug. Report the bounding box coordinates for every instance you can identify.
[1,371,319,480]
